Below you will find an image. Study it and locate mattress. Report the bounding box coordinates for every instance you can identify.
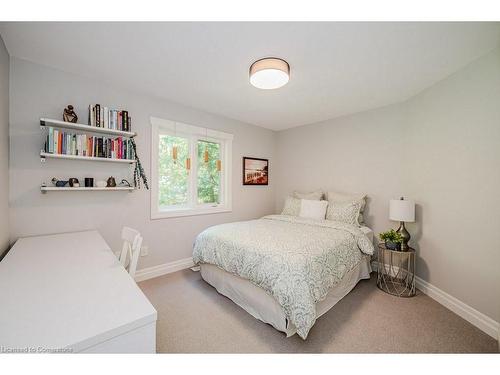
[200,226,373,337]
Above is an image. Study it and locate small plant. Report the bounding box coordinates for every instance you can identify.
[130,138,149,190]
[379,229,403,244]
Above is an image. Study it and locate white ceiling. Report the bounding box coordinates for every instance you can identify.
[1,22,499,131]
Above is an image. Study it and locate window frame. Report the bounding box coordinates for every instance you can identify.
[150,116,233,219]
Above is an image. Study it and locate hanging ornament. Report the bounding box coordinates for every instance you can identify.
[216,159,221,172]
[172,121,178,164]
[203,127,210,164]
[172,145,178,164]
[185,157,191,171]
[204,146,209,164]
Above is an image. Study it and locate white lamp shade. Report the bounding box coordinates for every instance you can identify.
[389,199,415,222]
[249,58,290,89]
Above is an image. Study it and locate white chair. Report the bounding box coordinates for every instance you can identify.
[118,227,143,279]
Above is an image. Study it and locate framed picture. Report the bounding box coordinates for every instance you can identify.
[243,157,269,185]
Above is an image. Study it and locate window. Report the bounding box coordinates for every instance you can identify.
[151,117,233,219]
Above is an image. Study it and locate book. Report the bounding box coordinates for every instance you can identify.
[122,110,128,131]
[48,127,54,153]
[88,105,95,126]
[95,104,101,127]
[53,130,58,154]
[117,111,122,131]
[103,107,109,129]
[86,104,131,132]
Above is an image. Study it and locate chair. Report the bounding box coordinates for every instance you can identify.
[118,227,143,279]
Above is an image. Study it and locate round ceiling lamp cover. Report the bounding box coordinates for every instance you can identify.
[249,58,290,89]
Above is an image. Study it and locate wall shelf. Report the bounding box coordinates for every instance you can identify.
[41,186,135,193]
[40,118,137,138]
[40,151,136,164]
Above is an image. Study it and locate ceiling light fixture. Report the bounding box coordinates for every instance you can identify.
[249,57,290,90]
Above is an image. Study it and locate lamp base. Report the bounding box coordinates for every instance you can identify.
[397,221,411,251]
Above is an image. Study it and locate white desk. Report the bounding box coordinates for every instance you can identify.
[0,231,157,353]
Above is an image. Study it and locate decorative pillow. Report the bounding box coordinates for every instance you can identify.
[327,191,366,225]
[326,191,366,212]
[281,196,301,216]
[326,200,363,226]
[299,199,329,220]
[293,190,324,200]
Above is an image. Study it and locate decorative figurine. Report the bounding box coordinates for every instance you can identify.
[51,177,68,187]
[68,178,79,187]
[63,105,78,123]
[119,179,131,187]
[106,176,117,187]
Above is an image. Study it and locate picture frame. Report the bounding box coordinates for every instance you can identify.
[242,157,269,186]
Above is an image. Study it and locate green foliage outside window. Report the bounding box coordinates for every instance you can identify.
[197,140,221,204]
[158,135,221,207]
[158,135,189,207]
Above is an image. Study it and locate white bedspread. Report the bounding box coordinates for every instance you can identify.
[193,215,374,339]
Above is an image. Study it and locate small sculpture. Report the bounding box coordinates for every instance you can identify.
[51,177,68,187]
[119,179,131,187]
[106,176,117,187]
[63,105,78,123]
[68,178,79,187]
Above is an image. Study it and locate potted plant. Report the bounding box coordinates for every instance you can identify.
[379,229,403,251]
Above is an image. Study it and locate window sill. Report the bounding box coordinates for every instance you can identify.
[151,206,232,220]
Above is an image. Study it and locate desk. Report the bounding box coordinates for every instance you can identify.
[0,230,157,353]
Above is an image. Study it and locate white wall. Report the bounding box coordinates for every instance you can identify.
[275,102,407,238]
[7,45,500,324]
[0,36,9,257]
[405,48,500,322]
[9,58,276,269]
[276,48,500,322]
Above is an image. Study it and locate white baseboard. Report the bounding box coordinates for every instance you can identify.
[134,257,194,282]
[372,261,499,340]
[415,276,499,340]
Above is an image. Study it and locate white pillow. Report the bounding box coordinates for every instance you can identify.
[299,199,329,220]
[293,190,324,200]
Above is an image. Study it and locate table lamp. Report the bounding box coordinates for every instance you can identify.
[389,197,415,251]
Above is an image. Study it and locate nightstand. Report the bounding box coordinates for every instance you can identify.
[376,243,416,297]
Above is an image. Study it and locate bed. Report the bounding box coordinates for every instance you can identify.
[193,214,374,339]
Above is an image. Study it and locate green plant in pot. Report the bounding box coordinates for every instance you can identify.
[379,229,403,251]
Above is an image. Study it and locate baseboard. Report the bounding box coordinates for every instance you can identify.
[415,276,499,340]
[371,261,499,340]
[134,257,194,282]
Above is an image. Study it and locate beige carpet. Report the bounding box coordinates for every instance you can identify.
[139,269,498,353]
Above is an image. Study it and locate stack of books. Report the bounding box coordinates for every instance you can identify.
[44,127,135,160]
[88,104,131,131]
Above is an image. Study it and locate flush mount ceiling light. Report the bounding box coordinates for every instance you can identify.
[249,57,290,90]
